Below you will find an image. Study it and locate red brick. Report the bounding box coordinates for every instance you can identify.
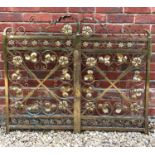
[96,7,123,13]
[151,63,155,71]
[79,14,106,23]
[124,7,151,14]
[148,108,155,116]
[151,25,155,33]
[107,15,134,23]
[23,13,53,22]
[0,23,12,32]
[0,13,23,22]
[152,44,155,53]
[69,7,95,13]
[151,7,155,13]
[123,25,150,33]
[95,24,122,33]
[135,15,155,24]
[0,7,13,12]
[40,7,67,13]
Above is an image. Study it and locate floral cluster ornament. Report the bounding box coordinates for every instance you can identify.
[94,42,100,48]
[14,101,24,110]
[61,68,71,81]
[86,57,97,67]
[61,24,72,35]
[43,101,57,113]
[25,52,37,63]
[27,102,40,114]
[131,89,143,99]
[82,26,93,37]
[55,41,61,47]
[83,86,93,98]
[11,70,21,80]
[114,104,127,114]
[11,86,22,96]
[85,102,95,112]
[107,42,112,48]
[58,56,69,66]
[22,39,28,46]
[83,42,89,47]
[131,57,142,67]
[118,42,124,48]
[117,53,128,64]
[60,85,72,97]
[58,100,68,111]
[98,102,110,114]
[84,70,94,82]
[31,40,38,46]
[127,42,133,48]
[66,40,72,46]
[130,102,143,113]
[98,55,111,66]
[133,71,142,81]
[8,40,15,46]
[13,56,23,66]
[43,40,49,46]
[44,53,56,63]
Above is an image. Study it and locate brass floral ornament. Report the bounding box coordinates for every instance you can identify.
[133,71,142,81]
[58,56,69,66]
[8,40,15,46]
[25,52,38,63]
[85,102,95,112]
[31,40,38,46]
[22,39,28,46]
[43,40,49,46]
[82,26,93,37]
[131,89,143,99]
[98,102,110,114]
[117,53,128,64]
[11,86,22,96]
[44,53,56,63]
[118,42,124,48]
[86,57,97,67]
[60,85,72,97]
[98,55,111,66]
[27,102,40,114]
[83,86,93,98]
[43,101,57,113]
[94,42,100,48]
[12,56,23,66]
[127,42,133,48]
[66,40,72,46]
[130,102,143,113]
[131,57,142,67]
[84,70,94,82]
[61,68,71,81]
[11,70,21,80]
[55,41,61,47]
[58,101,68,111]
[14,101,24,110]
[61,24,72,35]
[83,42,89,47]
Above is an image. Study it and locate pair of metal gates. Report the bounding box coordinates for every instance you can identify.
[3,16,151,133]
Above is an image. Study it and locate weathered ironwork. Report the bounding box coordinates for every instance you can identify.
[3,15,151,133]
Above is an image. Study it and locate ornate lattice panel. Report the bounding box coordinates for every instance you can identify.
[3,16,151,133]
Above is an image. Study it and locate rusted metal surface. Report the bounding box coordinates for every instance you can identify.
[3,15,151,133]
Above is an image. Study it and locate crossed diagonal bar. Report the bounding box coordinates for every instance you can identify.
[9,51,60,102]
[82,53,146,103]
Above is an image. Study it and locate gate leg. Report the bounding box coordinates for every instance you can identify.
[73,49,81,133]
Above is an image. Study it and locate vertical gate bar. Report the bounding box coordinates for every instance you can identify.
[73,34,81,133]
[3,29,9,133]
[144,31,152,134]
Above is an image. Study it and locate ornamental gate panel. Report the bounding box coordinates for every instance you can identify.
[3,16,151,133]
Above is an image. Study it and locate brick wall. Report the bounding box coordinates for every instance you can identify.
[0,7,155,121]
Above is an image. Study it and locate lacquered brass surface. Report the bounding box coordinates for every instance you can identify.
[3,15,151,133]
